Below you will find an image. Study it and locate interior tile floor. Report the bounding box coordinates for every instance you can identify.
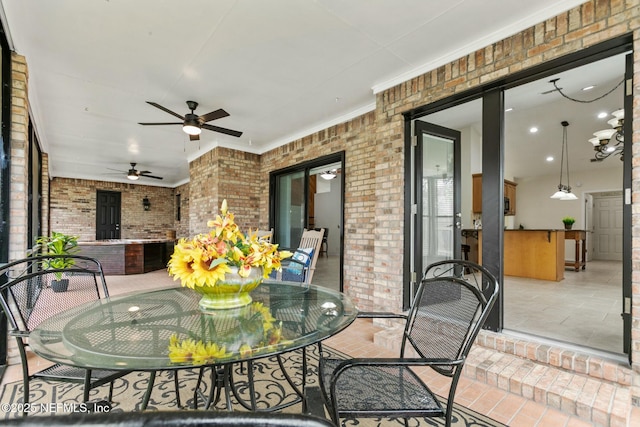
[503,260,623,355]
[2,261,639,425]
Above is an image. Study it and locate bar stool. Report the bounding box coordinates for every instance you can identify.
[317,228,328,257]
[461,244,470,261]
[461,244,471,273]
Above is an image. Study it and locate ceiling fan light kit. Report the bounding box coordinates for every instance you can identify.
[124,163,163,181]
[183,118,202,136]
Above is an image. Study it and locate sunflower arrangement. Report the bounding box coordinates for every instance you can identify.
[168,199,291,289]
[167,302,287,364]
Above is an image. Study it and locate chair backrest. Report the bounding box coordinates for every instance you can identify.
[297,228,324,283]
[1,410,336,426]
[0,255,108,334]
[402,259,499,376]
[256,228,274,242]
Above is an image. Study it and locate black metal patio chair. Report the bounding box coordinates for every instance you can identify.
[310,259,499,427]
[0,255,131,415]
[2,410,336,427]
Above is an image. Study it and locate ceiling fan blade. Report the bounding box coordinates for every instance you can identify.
[146,102,185,120]
[198,108,229,123]
[189,134,200,141]
[140,174,163,180]
[138,170,152,175]
[202,123,243,138]
[138,122,183,126]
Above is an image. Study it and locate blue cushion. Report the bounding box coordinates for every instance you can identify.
[285,247,314,275]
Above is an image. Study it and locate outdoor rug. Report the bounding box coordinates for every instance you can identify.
[1,345,505,426]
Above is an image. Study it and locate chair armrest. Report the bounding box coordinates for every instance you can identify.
[10,330,29,338]
[328,357,465,383]
[356,312,407,320]
[281,258,306,267]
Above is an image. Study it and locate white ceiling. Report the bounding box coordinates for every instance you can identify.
[0,0,596,187]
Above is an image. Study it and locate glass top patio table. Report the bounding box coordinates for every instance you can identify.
[29,281,358,371]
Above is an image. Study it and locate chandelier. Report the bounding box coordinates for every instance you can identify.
[550,121,578,201]
[549,77,624,163]
[588,109,624,162]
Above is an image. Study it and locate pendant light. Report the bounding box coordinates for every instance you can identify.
[550,121,578,201]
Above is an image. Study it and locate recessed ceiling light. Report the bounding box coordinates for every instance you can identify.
[505,107,513,112]
[597,112,608,119]
[529,127,538,133]
[546,156,554,162]
[582,85,595,91]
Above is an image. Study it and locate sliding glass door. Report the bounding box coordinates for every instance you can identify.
[273,170,305,249]
[269,152,344,290]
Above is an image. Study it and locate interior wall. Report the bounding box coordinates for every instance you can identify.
[313,177,342,256]
[514,166,622,231]
[460,125,474,230]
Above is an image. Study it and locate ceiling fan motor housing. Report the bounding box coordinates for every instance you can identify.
[184,113,200,126]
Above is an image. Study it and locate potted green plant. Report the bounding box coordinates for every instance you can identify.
[30,231,80,292]
[562,216,575,230]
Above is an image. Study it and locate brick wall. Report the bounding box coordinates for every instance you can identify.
[260,113,380,308]
[49,178,175,241]
[41,152,49,238]
[174,182,189,239]
[189,147,261,235]
[5,52,28,366]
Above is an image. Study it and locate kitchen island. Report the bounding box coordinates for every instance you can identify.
[463,229,565,281]
[78,239,175,275]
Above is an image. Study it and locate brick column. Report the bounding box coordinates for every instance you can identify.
[8,52,28,262]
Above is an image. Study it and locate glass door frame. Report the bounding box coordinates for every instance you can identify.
[413,121,462,294]
[403,35,633,341]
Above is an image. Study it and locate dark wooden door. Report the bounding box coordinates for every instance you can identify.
[96,190,121,240]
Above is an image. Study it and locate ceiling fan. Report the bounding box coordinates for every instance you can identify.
[117,163,163,181]
[138,100,243,141]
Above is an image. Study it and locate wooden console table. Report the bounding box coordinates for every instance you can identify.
[564,230,586,271]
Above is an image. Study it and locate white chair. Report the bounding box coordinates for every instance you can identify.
[255,228,274,242]
[273,228,324,284]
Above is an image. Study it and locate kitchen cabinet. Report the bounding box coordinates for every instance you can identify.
[471,229,565,281]
[472,173,517,215]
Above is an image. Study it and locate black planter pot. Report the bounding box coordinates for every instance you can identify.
[564,223,573,230]
[51,278,69,292]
